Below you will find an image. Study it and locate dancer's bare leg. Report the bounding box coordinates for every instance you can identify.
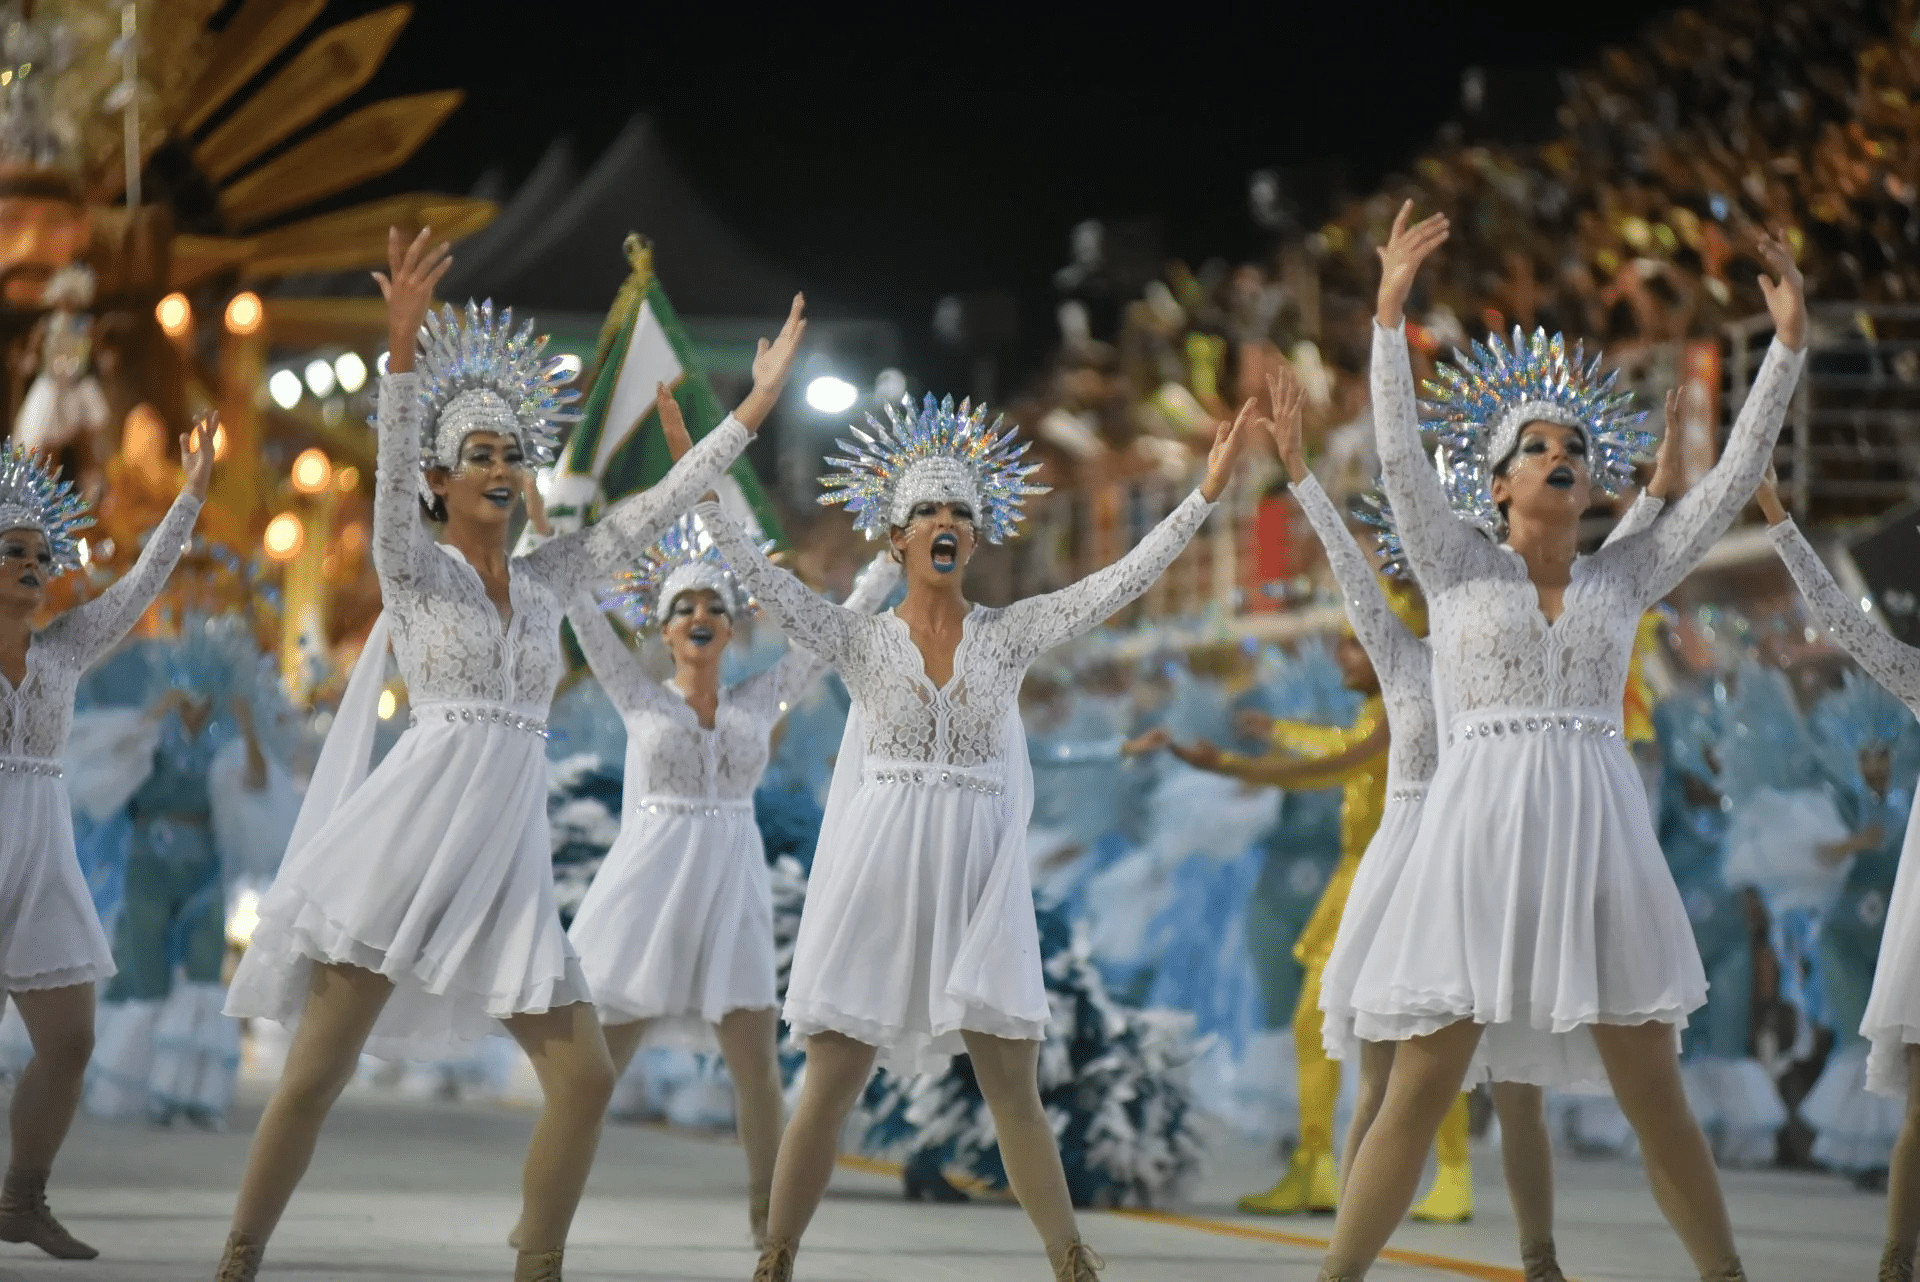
[714,1007,784,1245]
[961,1030,1093,1272]
[1591,1021,1742,1279]
[500,1002,616,1256]
[763,1031,876,1246]
[1319,1019,1482,1277]
[1490,1082,1561,1277]
[1338,1040,1395,1200]
[0,984,98,1259]
[217,963,392,1278]
[600,1018,650,1077]
[1881,1045,1920,1279]
[7,984,93,1174]
[229,964,392,1241]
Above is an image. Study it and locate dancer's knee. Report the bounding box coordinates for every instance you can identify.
[28,1021,93,1077]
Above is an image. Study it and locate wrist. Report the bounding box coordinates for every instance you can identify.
[734,391,772,432]
[1375,302,1405,329]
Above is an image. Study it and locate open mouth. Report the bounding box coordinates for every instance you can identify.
[16,570,39,589]
[482,485,515,508]
[931,532,959,573]
[1545,465,1575,490]
[688,625,715,647]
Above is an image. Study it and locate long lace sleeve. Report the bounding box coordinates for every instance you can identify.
[1289,473,1415,675]
[1603,493,1663,545]
[1770,520,1920,710]
[371,372,434,591]
[1000,488,1214,659]
[523,417,751,602]
[44,489,202,667]
[1613,339,1804,602]
[754,553,900,713]
[565,596,668,716]
[1371,321,1496,594]
[697,499,859,666]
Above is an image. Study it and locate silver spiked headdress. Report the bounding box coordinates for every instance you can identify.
[1421,327,1653,533]
[0,442,91,575]
[1350,482,1410,581]
[413,300,583,490]
[819,393,1047,543]
[598,513,766,632]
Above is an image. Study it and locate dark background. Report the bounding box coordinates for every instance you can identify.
[315,0,1685,392]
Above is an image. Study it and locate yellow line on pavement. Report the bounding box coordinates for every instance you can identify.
[836,1154,1551,1281]
[1109,1208,1536,1282]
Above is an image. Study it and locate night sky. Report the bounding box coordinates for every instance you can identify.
[330,0,1683,392]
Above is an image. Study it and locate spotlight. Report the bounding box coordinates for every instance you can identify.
[334,351,368,394]
[155,292,191,337]
[304,358,336,398]
[268,369,302,409]
[290,448,332,495]
[805,375,858,415]
[263,512,305,561]
[225,291,263,336]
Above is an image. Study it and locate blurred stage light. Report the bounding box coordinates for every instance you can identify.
[334,351,368,394]
[304,358,337,398]
[805,375,858,414]
[268,369,302,409]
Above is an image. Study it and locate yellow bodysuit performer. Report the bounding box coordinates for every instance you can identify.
[1133,617,1473,1220]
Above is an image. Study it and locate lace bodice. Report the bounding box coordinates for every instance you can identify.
[1290,473,1664,785]
[1771,520,1920,715]
[372,373,748,715]
[1,491,201,759]
[1373,321,1802,716]
[569,554,900,802]
[702,490,1215,768]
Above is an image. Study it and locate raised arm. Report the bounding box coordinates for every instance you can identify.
[698,499,860,666]
[1214,700,1390,790]
[565,594,668,716]
[999,400,1255,658]
[522,417,750,600]
[753,552,900,713]
[1001,488,1214,659]
[370,226,456,589]
[1371,204,1491,594]
[1758,482,1920,708]
[1619,233,1807,602]
[1603,492,1663,546]
[49,418,210,668]
[1264,363,1417,675]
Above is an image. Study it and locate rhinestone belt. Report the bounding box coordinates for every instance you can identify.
[866,764,1005,796]
[1446,712,1621,747]
[633,796,754,818]
[408,702,550,738]
[0,755,62,778]
[1389,786,1428,803]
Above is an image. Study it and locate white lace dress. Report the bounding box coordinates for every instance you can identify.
[702,490,1215,1074]
[565,555,898,1042]
[1305,472,1664,1063]
[1354,321,1803,1086]
[1770,518,1920,1097]
[224,373,749,1058]
[0,491,202,992]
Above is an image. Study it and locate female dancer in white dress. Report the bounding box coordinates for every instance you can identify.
[1257,363,1671,1281]
[217,228,807,1282]
[1754,472,1920,1282]
[1314,204,1806,1282]
[564,391,897,1243]
[0,423,211,1259]
[703,392,1257,1282]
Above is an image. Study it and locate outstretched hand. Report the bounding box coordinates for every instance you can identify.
[1754,229,1807,351]
[1644,387,1685,500]
[180,411,216,499]
[373,226,453,374]
[735,294,808,432]
[1200,397,1260,503]
[1263,362,1309,482]
[1754,462,1789,526]
[1375,200,1450,329]
[656,382,721,504]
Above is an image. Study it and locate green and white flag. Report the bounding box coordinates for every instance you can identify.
[540,235,782,545]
